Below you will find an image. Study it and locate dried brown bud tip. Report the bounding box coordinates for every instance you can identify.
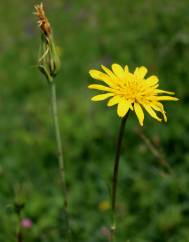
[34,2,51,37]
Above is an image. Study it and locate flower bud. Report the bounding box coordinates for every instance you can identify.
[34,3,61,81]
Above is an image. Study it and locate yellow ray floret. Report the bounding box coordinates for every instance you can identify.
[88,64,178,126]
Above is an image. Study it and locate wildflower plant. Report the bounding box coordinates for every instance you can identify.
[34,3,71,241]
[88,64,178,240]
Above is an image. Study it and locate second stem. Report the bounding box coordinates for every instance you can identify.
[111,113,129,240]
[49,81,71,241]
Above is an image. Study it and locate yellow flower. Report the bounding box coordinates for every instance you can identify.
[99,200,111,212]
[88,64,178,126]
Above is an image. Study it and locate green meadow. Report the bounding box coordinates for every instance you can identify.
[0,0,189,241]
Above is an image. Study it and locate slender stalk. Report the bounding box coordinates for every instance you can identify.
[136,128,172,173]
[16,232,22,242]
[16,212,23,242]
[111,113,129,241]
[49,80,71,241]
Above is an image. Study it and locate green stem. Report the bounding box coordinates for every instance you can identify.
[111,113,129,241]
[49,80,71,241]
[16,212,23,242]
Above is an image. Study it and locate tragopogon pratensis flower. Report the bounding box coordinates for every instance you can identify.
[88,64,178,126]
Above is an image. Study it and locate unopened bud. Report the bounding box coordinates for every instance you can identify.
[34,3,61,81]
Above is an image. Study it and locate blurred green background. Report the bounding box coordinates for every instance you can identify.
[0,0,189,241]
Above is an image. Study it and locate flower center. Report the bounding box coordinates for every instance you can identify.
[115,77,147,102]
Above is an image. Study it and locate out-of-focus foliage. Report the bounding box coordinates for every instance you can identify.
[0,0,189,241]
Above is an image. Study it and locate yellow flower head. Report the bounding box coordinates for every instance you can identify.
[99,200,111,212]
[88,64,178,126]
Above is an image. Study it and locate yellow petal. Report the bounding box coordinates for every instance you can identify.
[134,66,148,79]
[155,89,175,95]
[162,112,167,122]
[152,101,164,110]
[101,65,115,79]
[150,103,167,122]
[107,95,121,106]
[91,93,114,101]
[145,75,159,86]
[124,65,129,73]
[112,64,125,79]
[134,103,144,126]
[88,84,113,92]
[155,96,179,101]
[142,104,162,122]
[117,99,131,117]
[89,70,114,86]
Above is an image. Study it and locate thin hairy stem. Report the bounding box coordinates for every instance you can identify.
[49,80,71,241]
[111,113,129,241]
